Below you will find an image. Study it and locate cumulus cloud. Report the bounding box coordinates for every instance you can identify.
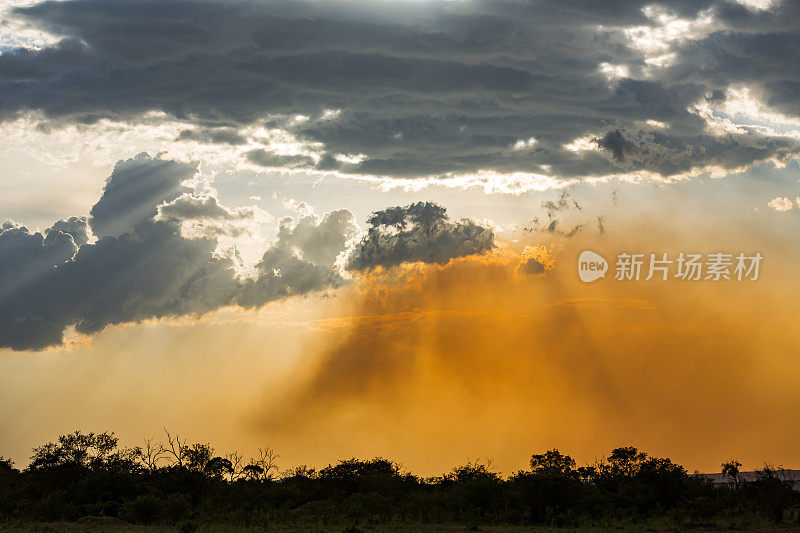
[46,216,92,247]
[0,154,340,350]
[0,156,237,350]
[89,153,194,238]
[273,210,358,267]
[346,202,495,271]
[0,154,494,351]
[236,209,361,307]
[157,194,247,221]
[0,220,79,311]
[767,196,799,212]
[0,0,798,183]
[156,193,272,238]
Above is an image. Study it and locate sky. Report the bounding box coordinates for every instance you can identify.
[0,0,799,475]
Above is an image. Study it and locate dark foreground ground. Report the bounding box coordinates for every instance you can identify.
[4,522,800,533]
[3,432,800,532]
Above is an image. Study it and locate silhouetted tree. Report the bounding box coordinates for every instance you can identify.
[530,449,578,477]
[722,459,743,490]
[746,464,796,523]
[2,432,797,529]
[139,437,168,471]
[28,431,119,471]
[249,447,279,481]
[159,430,188,467]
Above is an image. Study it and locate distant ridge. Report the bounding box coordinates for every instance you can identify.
[698,469,800,490]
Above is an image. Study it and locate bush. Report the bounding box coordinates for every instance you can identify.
[4,431,798,529]
[120,493,162,524]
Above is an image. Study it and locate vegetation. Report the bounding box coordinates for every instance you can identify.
[0,431,798,531]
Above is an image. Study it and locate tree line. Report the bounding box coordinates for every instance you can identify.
[0,430,798,530]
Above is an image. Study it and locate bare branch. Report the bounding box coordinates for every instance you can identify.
[159,429,187,467]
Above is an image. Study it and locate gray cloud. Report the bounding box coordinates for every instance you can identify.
[157,194,249,221]
[0,155,493,351]
[155,193,270,238]
[0,220,78,303]
[236,209,360,308]
[0,156,235,350]
[89,153,194,238]
[245,150,316,170]
[597,130,637,163]
[46,216,92,247]
[0,0,797,181]
[272,209,358,267]
[346,202,495,271]
[0,155,324,350]
[595,127,798,175]
[178,127,247,146]
[661,13,800,118]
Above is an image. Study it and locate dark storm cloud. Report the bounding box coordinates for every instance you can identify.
[178,128,247,146]
[345,202,495,271]
[597,130,636,162]
[662,29,800,117]
[595,127,799,175]
[1,0,798,180]
[245,150,316,170]
[0,156,494,351]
